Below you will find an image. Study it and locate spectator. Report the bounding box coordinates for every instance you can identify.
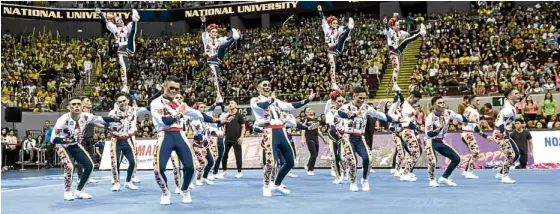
[22,134,38,163]
[480,103,498,130]
[541,92,557,122]
[42,120,55,168]
[2,129,19,169]
[517,95,539,122]
[457,96,469,115]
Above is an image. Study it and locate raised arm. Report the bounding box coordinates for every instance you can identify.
[96,8,117,33]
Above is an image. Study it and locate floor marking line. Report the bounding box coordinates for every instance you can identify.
[2,174,153,192]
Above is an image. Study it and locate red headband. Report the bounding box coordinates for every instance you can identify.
[326,16,338,24]
[330,89,346,100]
[206,24,219,32]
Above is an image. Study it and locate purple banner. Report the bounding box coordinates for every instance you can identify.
[226,132,534,169]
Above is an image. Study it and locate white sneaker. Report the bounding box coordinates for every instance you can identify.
[350,182,359,192]
[429,180,440,187]
[464,172,479,179]
[390,169,396,174]
[495,172,504,179]
[369,168,375,173]
[111,183,121,191]
[195,179,204,186]
[204,178,214,185]
[121,85,130,94]
[393,170,402,177]
[160,194,171,205]
[74,191,93,199]
[501,176,516,184]
[333,178,343,185]
[208,174,215,181]
[131,177,141,183]
[287,172,298,178]
[400,174,417,182]
[181,191,193,204]
[273,185,291,195]
[175,188,182,194]
[419,24,426,36]
[330,170,336,177]
[126,182,139,190]
[132,9,140,22]
[438,177,457,187]
[392,83,402,92]
[221,171,228,177]
[64,191,75,201]
[214,173,225,179]
[235,172,243,178]
[361,179,370,192]
[280,184,287,189]
[89,178,100,183]
[307,171,316,176]
[348,17,354,30]
[232,28,240,40]
[263,185,272,197]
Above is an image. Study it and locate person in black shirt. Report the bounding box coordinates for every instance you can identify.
[222,100,245,178]
[301,107,322,176]
[511,119,533,169]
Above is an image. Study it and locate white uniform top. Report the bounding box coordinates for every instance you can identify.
[150,96,205,132]
[322,20,345,47]
[338,102,387,134]
[105,21,133,46]
[51,112,108,148]
[324,99,344,131]
[202,32,229,58]
[387,101,403,131]
[425,110,464,140]
[108,106,147,137]
[400,101,417,129]
[385,28,410,49]
[250,95,299,127]
[207,112,226,136]
[462,106,482,132]
[495,100,516,132]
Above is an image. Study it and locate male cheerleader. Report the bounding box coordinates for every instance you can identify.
[461,95,493,179]
[386,91,407,177]
[250,78,315,196]
[208,108,227,180]
[127,98,183,194]
[255,112,315,196]
[425,95,471,187]
[494,88,529,184]
[338,87,394,192]
[200,15,240,102]
[324,88,350,185]
[398,89,423,182]
[317,5,354,86]
[96,8,139,93]
[191,102,222,186]
[51,97,117,200]
[385,15,426,89]
[151,75,230,205]
[108,93,144,191]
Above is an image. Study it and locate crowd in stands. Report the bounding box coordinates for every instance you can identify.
[410,1,560,96]
[1,32,98,112]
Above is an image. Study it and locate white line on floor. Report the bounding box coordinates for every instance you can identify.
[2,174,154,193]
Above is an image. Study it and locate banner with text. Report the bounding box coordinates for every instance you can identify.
[100,131,541,170]
[2,1,378,21]
[531,130,560,164]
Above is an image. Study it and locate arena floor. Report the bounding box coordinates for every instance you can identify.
[2,168,558,214]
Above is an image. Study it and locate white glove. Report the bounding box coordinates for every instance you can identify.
[232,28,240,40]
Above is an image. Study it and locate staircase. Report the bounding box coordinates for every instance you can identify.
[82,57,101,97]
[374,38,423,99]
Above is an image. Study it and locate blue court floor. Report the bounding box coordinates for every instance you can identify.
[2,168,558,214]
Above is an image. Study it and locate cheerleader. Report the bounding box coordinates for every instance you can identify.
[96,8,139,93]
[200,15,241,102]
[461,95,493,179]
[385,13,426,89]
[324,88,350,185]
[317,5,354,88]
